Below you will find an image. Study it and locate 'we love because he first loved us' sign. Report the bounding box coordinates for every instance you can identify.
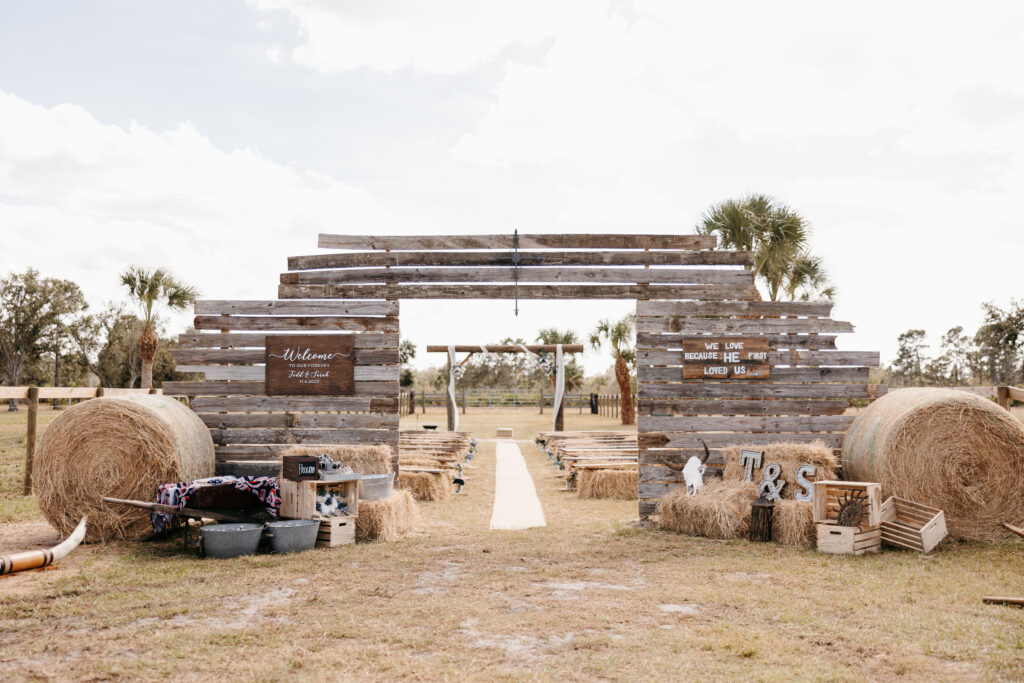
[681,337,770,380]
[265,334,355,395]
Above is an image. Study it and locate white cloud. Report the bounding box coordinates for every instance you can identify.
[246,0,596,74]
[0,91,391,328]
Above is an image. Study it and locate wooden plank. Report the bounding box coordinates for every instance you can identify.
[317,233,717,251]
[176,365,398,382]
[193,315,398,332]
[638,415,855,433]
[171,348,399,364]
[638,350,879,367]
[640,432,845,449]
[639,366,870,383]
[0,387,29,400]
[162,380,398,396]
[636,300,834,317]
[636,317,854,334]
[178,332,398,349]
[36,387,98,399]
[194,300,398,316]
[200,413,399,429]
[279,283,759,301]
[424,345,584,353]
[210,428,395,445]
[289,249,754,270]
[192,396,396,413]
[636,333,837,350]
[283,267,753,285]
[1008,387,1024,403]
[638,398,850,416]
[639,383,886,400]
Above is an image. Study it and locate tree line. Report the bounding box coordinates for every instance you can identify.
[890,300,1024,387]
[0,268,197,409]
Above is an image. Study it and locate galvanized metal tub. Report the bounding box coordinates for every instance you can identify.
[201,522,262,559]
[359,473,394,501]
[266,519,320,554]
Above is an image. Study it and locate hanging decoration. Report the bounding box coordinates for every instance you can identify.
[447,345,459,432]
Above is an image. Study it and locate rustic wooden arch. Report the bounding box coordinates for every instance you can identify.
[168,232,885,518]
[425,344,585,431]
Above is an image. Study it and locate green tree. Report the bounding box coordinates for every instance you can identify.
[696,194,835,301]
[588,314,636,425]
[119,267,198,389]
[0,269,89,410]
[893,329,928,385]
[399,339,417,388]
[939,326,973,385]
[974,301,1024,385]
[535,328,584,391]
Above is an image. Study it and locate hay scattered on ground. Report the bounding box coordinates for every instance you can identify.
[33,395,214,542]
[772,500,815,549]
[281,445,392,475]
[576,468,637,500]
[356,490,418,542]
[656,479,758,539]
[722,442,837,499]
[397,471,453,501]
[843,388,1024,541]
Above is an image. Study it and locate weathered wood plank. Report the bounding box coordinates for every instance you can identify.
[317,233,716,251]
[172,348,399,364]
[640,432,845,449]
[279,283,759,301]
[163,380,398,396]
[283,267,753,285]
[638,500,658,517]
[638,398,850,416]
[194,300,398,316]
[638,415,855,433]
[0,388,29,400]
[638,366,870,383]
[210,428,395,445]
[638,350,879,367]
[193,315,399,332]
[175,365,399,382]
[192,395,397,413]
[636,300,834,317]
[424,345,584,353]
[636,317,854,334]
[638,383,887,400]
[178,333,398,349]
[289,250,754,270]
[636,333,837,350]
[201,413,399,429]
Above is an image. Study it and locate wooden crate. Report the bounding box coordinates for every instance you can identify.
[880,496,947,552]
[496,427,513,438]
[316,516,355,548]
[812,481,882,528]
[279,477,360,519]
[816,523,881,555]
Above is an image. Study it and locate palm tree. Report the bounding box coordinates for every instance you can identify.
[535,328,580,385]
[588,315,636,425]
[120,267,198,389]
[696,194,834,301]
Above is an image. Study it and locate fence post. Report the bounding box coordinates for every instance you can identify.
[513,387,517,408]
[539,388,544,414]
[461,387,467,415]
[997,386,1011,411]
[23,387,39,495]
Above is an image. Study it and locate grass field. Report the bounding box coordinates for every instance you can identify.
[1,405,1024,680]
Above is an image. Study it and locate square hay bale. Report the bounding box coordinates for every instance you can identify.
[356,489,419,542]
[656,479,759,539]
[772,500,815,549]
[576,467,638,500]
[281,445,392,475]
[397,470,453,501]
[722,442,838,500]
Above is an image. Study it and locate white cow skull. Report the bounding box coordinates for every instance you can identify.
[683,456,707,496]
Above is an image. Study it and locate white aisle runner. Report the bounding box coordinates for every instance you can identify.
[489,440,547,530]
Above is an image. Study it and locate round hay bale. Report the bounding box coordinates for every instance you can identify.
[33,394,214,542]
[842,388,1024,541]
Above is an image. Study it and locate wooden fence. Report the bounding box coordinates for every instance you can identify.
[0,386,163,495]
[397,389,634,417]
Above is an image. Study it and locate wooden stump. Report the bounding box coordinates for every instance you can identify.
[750,497,774,542]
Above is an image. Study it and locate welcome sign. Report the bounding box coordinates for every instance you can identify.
[265,334,355,395]
[680,337,770,380]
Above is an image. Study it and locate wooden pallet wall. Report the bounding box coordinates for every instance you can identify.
[635,299,885,517]
[166,299,400,477]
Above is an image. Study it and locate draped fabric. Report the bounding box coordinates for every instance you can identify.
[448,344,459,432]
[553,344,565,431]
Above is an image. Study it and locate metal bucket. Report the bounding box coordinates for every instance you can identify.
[201,523,262,559]
[359,473,394,501]
[266,519,320,554]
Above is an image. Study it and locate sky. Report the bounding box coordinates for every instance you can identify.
[1,1,1023,375]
